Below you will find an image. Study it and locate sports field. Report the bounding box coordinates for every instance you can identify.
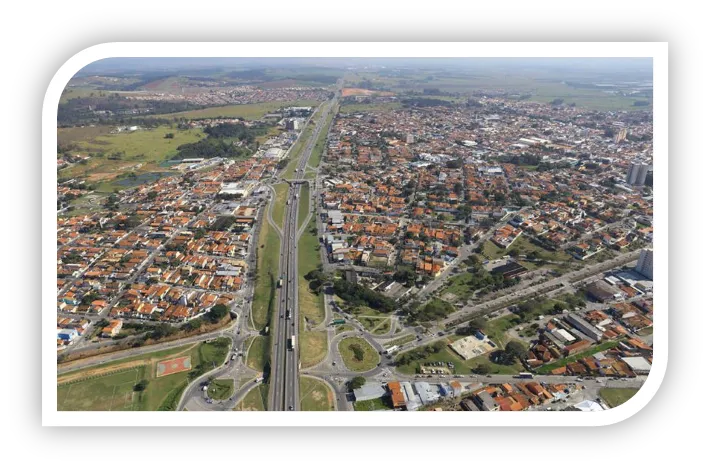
[57,338,231,411]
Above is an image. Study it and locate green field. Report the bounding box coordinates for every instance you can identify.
[246,335,270,372]
[338,337,379,372]
[152,100,320,121]
[207,379,235,400]
[440,272,476,300]
[234,384,268,411]
[271,183,290,228]
[299,377,334,411]
[599,388,639,408]
[58,125,205,189]
[298,216,325,326]
[484,315,519,347]
[535,341,620,374]
[299,330,328,368]
[297,184,311,229]
[308,104,338,168]
[353,396,392,411]
[57,338,231,411]
[359,317,390,335]
[336,324,355,335]
[481,236,574,265]
[252,201,281,330]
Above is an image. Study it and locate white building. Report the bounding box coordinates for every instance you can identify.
[635,248,653,280]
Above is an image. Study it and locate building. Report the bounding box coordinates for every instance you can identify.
[406,134,415,144]
[473,390,500,411]
[57,328,78,342]
[564,313,603,342]
[635,248,653,280]
[491,261,527,279]
[621,356,652,374]
[102,319,123,337]
[387,382,406,409]
[626,163,650,186]
[353,384,387,402]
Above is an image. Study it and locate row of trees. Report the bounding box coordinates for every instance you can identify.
[332,279,396,312]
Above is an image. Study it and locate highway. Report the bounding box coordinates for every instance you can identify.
[269,86,341,410]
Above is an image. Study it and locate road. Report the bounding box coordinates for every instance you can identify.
[269,86,341,411]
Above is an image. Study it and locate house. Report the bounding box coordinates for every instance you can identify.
[102,319,123,337]
[353,384,386,402]
[473,390,500,411]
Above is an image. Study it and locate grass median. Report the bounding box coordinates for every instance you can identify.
[338,337,379,372]
[299,377,334,411]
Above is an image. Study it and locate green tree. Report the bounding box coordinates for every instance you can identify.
[133,379,149,392]
[349,376,366,391]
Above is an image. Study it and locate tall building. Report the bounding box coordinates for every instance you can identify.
[626,163,650,186]
[635,248,653,280]
[406,134,415,144]
[615,128,627,144]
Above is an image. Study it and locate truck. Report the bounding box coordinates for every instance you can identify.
[330,319,346,325]
[277,278,283,288]
[286,309,291,320]
[517,372,534,379]
[384,345,399,355]
[288,335,295,351]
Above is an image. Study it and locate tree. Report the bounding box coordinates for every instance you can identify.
[207,303,229,323]
[472,363,491,375]
[133,379,149,392]
[469,317,487,332]
[350,344,365,361]
[505,341,528,361]
[349,376,366,391]
[164,133,175,139]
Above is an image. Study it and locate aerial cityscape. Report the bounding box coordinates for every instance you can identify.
[55,57,654,413]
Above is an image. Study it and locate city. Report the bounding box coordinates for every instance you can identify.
[55,58,654,413]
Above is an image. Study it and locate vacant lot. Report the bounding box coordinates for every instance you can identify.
[57,338,231,411]
[599,388,639,408]
[299,330,328,369]
[299,377,334,411]
[338,337,379,372]
[152,100,320,121]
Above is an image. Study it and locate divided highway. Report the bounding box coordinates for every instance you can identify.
[269,87,341,410]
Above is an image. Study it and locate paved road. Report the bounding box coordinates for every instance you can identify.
[269,87,341,411]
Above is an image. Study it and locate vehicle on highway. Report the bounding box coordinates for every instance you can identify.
[288,405,294,410]
[517,372,534,379]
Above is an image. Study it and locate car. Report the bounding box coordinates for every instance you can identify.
[288,405,294,410]
[332,361,336,366]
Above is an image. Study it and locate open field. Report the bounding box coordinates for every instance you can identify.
[57,338,231,411]
[207,378,235,400]
[58,125,204,191]
[298,216,325,326]
[338,337,379,372]
[353,397,391,411]
[308,104,338,168]
[336,324,355,335]
[151,100,320,120]
[299,330,328,368]
[299,377,334,411]
[234,384,268,411]
[251,206,281,330]
[484,315,519,347]
[246,335,270,372]
[599,388,639,408]
[359,317,390,335]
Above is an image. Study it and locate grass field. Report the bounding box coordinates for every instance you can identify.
[152,100,320,121]
[246,335,270,372]
[207,379,235,400]
[338,337,379,372]
[484,315,519,347]
[359,317,390,335]
[57,338,231,411]
[271,183,289,228]
[234,384,268,411]
[481,237,574,265]
[297,184,311,229]
[336,324,355,335]
[299,330,328,368]
[299,377,334,411]
[298,216,325,326]
[353,397,391,411]
[308,104,338,168]
[252,203,281,330]
[440,272,476,300]
[58,125,204,193]
[599,388,639,408]
[535,341,620,374]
